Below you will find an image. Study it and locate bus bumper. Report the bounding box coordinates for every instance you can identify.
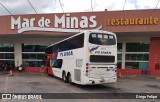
[83,77,117,85]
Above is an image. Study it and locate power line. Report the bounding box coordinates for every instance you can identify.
[91,0,93,12]
[123,0,126,10]
[59,0,64,13]
[0,1,12,15]
[27,0,37,14]
[155,0,160,9]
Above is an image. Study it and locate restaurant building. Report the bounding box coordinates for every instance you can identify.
[0,9,160,74]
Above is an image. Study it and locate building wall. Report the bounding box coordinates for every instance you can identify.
[117,35,150,75]
[0,10,160,34]
[149,37,160,74]
[0,10,160,74]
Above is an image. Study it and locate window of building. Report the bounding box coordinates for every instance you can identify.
[22,53,44,60]
[125,54,149,61]
[126,43,149,52]
[125,62,148,69]
[22,60,43,67]
[117,62,122,69]
[0,44,14,67]
[0,53,14,59]
[117,43,122,52]
[0,44,14,52]
[117,43,122,69]
[125,42,149,69]
[22,44,47,52]
[22,44,49,67]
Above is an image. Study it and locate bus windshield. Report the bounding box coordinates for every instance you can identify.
[89,33,116,45]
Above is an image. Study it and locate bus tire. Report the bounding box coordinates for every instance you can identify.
[68,73,72,84]
[62,72,68,83]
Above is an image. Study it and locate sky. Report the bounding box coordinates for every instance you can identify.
[0,0,160,15]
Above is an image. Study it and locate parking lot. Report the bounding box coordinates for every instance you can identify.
[0,72,160,102]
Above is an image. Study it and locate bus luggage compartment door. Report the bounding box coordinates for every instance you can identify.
[89,64,115,78]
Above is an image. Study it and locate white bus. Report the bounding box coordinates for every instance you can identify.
[45,30,117,85]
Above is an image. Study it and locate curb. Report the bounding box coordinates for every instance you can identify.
[118,75,137,79]
[0,72,8,75]
[118,75,160,80]
[155,77,160,80]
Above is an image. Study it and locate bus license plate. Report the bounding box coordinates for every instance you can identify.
[100,79,105,83]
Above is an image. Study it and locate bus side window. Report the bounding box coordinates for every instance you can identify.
[53,59,63,68]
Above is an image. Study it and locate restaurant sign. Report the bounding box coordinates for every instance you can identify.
[11,14,102,33]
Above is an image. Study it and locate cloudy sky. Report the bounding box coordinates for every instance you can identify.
[0,0,160,15]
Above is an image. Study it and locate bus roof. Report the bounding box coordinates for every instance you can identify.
[46,30,116,48]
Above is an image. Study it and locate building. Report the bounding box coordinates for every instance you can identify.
[0,9,160,74]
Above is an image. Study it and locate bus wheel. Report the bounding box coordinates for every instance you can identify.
[68,73,72,84]
[62,72,68,83]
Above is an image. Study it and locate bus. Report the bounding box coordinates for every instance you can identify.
[44,30,117,85]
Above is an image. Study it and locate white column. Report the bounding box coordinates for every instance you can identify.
[122,42,126,69]
[14,43,22,67]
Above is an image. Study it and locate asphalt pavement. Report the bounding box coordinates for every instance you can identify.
[0,71,159,102]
